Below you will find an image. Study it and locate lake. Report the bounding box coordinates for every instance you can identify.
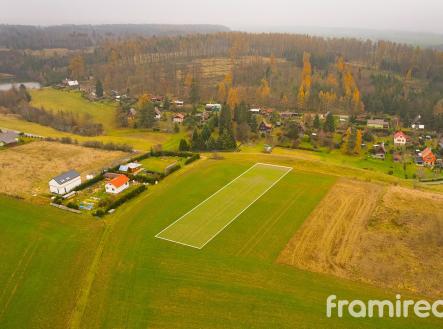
[0,82,41,91]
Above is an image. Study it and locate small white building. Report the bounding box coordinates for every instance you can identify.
[249,108,261,114]
[154,108,162,120]
[173,113,185,124]
[174,100,184,108]
[105,174,130,194]
[119,162,142,174]
[49,170,82,195]
[394,131,408,146]
[63,79,79,88]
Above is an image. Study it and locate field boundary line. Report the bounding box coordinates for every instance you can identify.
[198,166,292,249]
[155,163,292,249]
[155,163,261,239]
[255,162,293,170]
[155,235,201,249]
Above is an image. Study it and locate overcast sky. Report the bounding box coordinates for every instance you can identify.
[1,0,443,33]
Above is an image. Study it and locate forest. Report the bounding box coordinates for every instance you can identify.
[1,30,443,130]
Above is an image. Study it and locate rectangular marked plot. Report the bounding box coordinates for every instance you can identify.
[156,163,292,249]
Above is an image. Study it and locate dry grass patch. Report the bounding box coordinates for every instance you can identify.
[0,141,127,200]
[278,179,443,297]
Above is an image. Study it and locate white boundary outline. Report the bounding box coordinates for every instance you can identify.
[155,162,293,249]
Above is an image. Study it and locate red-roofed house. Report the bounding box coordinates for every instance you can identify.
[173,113,185,124]
[393,131,409,146]
[421,147,436,167]
[105,174,130,194]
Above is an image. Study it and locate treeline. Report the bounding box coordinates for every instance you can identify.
[0,24,230,50]
[90,32,443,78]
[0,87,103,136]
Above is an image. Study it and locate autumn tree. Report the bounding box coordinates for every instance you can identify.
[69,55,85,80]
[227,87,239,110]
[257,79,271,103]
[297,52,312,110]
[354,129,362,154]
[217,82,227,103]
[341,127,351,154]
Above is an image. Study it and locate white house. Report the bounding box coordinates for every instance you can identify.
[105,174,130,194]
[0,131,20,146]
[49,170,82,195]
[173,113,185,124]
[63,79,79,88]
[205,103,222,112]
[154,107,162,120]
[174,100,184,107]
[249,108,261,114]
[394,131,408,146]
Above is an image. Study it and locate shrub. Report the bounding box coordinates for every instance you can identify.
[93,209,105,217]
[165,163,181,175]
[67,202,79,210]
[105,185,147,212]
[74,174,104,191]
[184,154,200,165]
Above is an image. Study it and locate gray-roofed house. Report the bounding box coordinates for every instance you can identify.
[0,131,20,146]
[49,170,82,195]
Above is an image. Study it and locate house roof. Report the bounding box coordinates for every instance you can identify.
[260,121,272,129]
[52,170,80,185]
[368,119,388,125]
[394,131,408,139]
[0,131,19,144]
[422,147,434,158]
[108,174,129,188]
[174,113,185,119]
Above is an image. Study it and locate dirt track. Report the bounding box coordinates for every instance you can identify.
[279,179,443,297]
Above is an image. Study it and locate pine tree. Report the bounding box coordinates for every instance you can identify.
[179,139,189,151]
[95,80,103,98]
[313,114,321,130]
[200,124,211,143]
[324,112,335,132]
[189,79,200,104]
[191,128,203,151]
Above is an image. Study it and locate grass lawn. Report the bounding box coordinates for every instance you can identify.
[156,163,292,248]
[0,113,183,151]
[30,88,117,131]
[1,154,443,328]
[78,157,440,328]
[139,156,182,173]
[0,197,103,328]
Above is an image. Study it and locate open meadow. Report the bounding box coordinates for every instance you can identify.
[0,141,127,200]
[30,88,118,131]
[1,153,442,328]
[0,197,104,329]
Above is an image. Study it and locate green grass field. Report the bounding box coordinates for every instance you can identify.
[139,156,182,173]
[156,163,292,248]
[30,88,117,131]
[1,155,443,328]
[0,87,185,151]
[0,197,104,328]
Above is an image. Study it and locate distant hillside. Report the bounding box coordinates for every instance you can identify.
[236,25,443,48]
[0,24,231,50]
